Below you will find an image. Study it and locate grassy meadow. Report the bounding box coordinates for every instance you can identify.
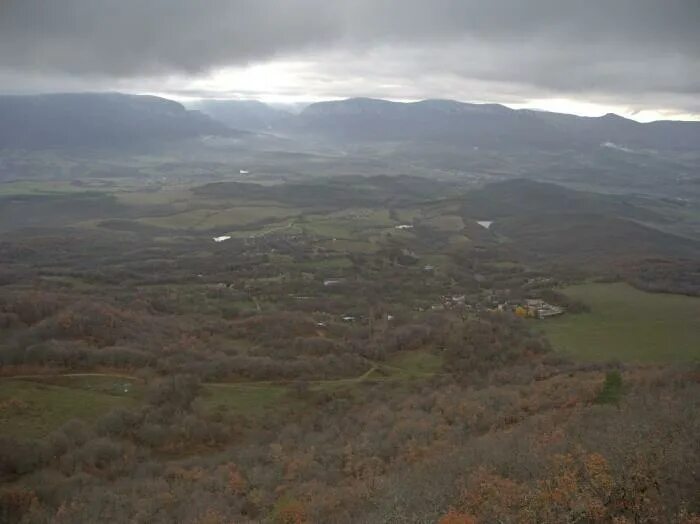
[0,378,138,439]
[541,282,700,362]
[0,349,445,438]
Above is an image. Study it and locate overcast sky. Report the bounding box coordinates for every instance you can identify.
[1,0,699,121]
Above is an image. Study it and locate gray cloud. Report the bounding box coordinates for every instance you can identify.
[1,0,698,114]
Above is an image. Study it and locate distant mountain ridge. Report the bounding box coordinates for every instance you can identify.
[0,93,234,149]
[197,96,700,152]
[293,98,700,151]
[2,93,698,153]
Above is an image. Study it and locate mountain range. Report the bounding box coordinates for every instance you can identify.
[1,93,698,154]
[0,93,232,149]
[200,97,700,152]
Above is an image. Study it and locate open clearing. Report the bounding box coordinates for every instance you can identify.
[0,350,443,437]
[139,205,298,230]
[383,350,444,378]
[540,282,700,362]
[201,383,290,416]
[0,379,137,439]
[0,180,93,196]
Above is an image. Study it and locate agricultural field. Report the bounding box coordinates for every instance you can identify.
[0,180,94,196]
[540,282,700,362]
[138,205,299,230]
[419,214,465,232]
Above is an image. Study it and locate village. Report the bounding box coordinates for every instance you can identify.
[431,293,565,319]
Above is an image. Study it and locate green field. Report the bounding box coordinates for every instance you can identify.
[0,349,445,438]
[0,180,92,196]
[0,378,138,439]
[421,214,465,232]
[300,209,399,240]
[201,383,291,416]
[139,205,297,230]
[295,256,354,270]
[383,350,444,378]
[0,376,288,437]
[541,283,700,362]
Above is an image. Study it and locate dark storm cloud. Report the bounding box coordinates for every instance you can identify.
[1,0,698,112]
[0,0,338,75]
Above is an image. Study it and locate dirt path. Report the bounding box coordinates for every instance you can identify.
[4,372,138,381]
[0,364,393,390]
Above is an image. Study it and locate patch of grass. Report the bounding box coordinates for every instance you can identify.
[421,214,465,232]
[371,227,417,243]
[301,209,398,240]
[418,254,453,270]
[115,189,193,207]
[199,206,298,228]
[140,206,297,230]
[486,261,521,270]
[319,238,378,253]
[201,383,290,417]
[394,208,423,223]
[595,370,623,404]
[327,208,395,226]
[0,379,137,439]
[384,350,443,378]
[141,284,260,315]
[24,375,144,397]
[138,208,213,229]
[540,283,700,362]
[223,220,303,239]
[447,234,471,246]
[38,275,95,290]
[296,257,353,270]
[312,366,379,392]
[313,352,443,392]
[301,219,357,239]
[0,180,92,196]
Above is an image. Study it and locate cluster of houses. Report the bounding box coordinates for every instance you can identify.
[430,294,467,310]
[510,299,565,319]
[426,294,565,320]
